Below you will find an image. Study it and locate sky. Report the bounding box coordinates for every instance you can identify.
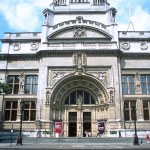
[0,0,150,48]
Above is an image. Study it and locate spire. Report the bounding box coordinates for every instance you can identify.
[127,0,135,31]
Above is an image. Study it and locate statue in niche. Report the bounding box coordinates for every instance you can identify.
[77,95,83,105]
[135,72,142,94]
[19,72,25,91]
[110,90,114,103]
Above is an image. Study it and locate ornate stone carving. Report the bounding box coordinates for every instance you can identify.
[108,88,115,103]
[121,41,130,50]
[73,52,87,75]
[73,28,86,38]
[51,71,73,87]
[13,43,21,51]
[135,72,142,94]
[89,71,107,85]
[140,41,148,50]
[30,43,39,51]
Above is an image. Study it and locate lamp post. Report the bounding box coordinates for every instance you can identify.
[132,105,139,145]
[18,99,24,145]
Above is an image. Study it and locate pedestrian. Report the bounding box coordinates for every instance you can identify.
[88,130,91,137]
[16,134,22,145]
[146,134,150,143]
[119,130,121,138]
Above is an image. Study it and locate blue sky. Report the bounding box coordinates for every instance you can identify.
[0,0,150,48]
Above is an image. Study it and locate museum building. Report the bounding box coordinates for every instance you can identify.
[0,0,150,137]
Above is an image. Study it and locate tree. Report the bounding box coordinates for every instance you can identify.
[0,82,11,94]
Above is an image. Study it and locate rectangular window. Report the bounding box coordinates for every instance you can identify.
[122,75,135,95]
[124,100,136,121]
[7,75,19,94]
[25,75,38,94]
[143,100,150,120]
[4,101,18,121]
[23,101,36,121]
[141,75,150,94]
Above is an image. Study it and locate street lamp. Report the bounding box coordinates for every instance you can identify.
[17,99,24,145]
[132,105,139,145]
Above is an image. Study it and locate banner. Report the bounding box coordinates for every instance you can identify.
[55,122,62,135]
[98,122,105,134]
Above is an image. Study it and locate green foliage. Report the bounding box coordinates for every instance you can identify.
[0,82,11,94]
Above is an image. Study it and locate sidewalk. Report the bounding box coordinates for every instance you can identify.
[0,142,150,150]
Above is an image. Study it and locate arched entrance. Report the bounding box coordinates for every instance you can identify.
[50,74,109,137]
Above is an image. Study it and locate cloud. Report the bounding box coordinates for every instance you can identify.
[0,0,149,32]
[0,0,51,32]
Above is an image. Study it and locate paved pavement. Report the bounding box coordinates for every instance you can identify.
[0,142,150,150]
[0,137,150,150]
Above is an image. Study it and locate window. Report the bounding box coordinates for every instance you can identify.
[124,100,136,121]
[143,100,150,120]
[23,101,36,121]
[122,75,134,95]
[7,75,19,94]
[25,75,38,94]
[5,101,18,121]
[141,75,150,94]
[65,90,95,104]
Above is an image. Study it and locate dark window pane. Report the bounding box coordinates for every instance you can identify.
[83,112,91,122]
[91,96,95,104]
[69,112,77,122]
[124,101,129,109]
[14,85,19,94]
[65,96,69,104]
[122,76,128,95]
[124,110,129,121]
[147,76,150,93]
[30,110,36,121]
[5,101,11,109]
[70,92,76,104]
[84,91,90,104]
[31,101,36,109]
[5,110,10,121]
[23,110,29,121]
[24,103,30,109]
[11,110,17,121]
[12,101,18,109]
[144,110,149,120]
[143,101,148,108]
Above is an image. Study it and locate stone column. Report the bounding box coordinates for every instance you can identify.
[0,94,4,128]
[137,98,143,121]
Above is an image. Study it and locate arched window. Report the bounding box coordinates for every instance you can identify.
[65,90,95,104]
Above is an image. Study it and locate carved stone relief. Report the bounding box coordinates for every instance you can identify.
[13,43,21,51]
[30,43,39,51]
[73,28,87,38]
[121,41,130,50]
[140,41,148,50]
[88,71,108,85]
[49,70,74,87]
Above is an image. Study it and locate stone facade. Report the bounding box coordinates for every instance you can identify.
[0,0,150,138]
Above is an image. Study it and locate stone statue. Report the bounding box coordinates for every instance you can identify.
[19,72,25,91]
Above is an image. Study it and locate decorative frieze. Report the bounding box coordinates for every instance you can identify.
[121,41,130,50]
[13,43,21,51]
[30,43,39,51]
[140,41,148,50]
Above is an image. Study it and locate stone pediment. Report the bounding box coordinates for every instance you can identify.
[47,17,112,39]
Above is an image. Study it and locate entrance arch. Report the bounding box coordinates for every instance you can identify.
[50,74,109,137]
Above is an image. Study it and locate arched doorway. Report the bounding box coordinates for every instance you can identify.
[64,90,96,137]
[50,74,109,137]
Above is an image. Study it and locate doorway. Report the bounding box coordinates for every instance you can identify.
[83,112,91,137]
[68,112,77,137]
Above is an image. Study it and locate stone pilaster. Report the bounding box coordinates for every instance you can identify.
[0,94,4,128]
